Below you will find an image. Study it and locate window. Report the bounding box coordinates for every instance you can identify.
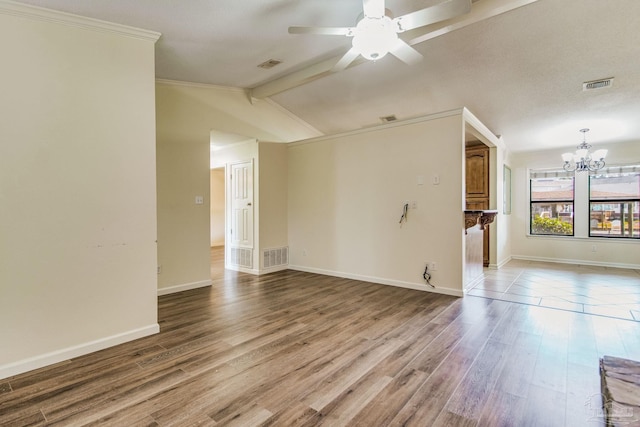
[589,166,640,238]
[530,171,574,236]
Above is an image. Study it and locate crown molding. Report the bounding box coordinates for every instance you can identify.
[289,108,464,147]
[155,79,247,93]
[0,0,160,42]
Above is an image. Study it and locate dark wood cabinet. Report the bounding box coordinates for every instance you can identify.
[465,145,490,266]
[465,146,490,199]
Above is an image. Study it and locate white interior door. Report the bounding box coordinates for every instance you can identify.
[229,161,253,249]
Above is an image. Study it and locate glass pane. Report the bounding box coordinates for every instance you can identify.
[590,201,640,238]
[590,172,640,200]
[531,177,574,201]
[531,202,574,235]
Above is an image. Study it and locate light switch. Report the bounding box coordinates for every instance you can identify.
[417,175,425,185]
[195,196,204,205]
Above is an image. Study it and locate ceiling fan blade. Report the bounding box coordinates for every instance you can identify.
[389,39,423,65]
[362,0,385,18]
[332,47,361,72]
[393,0,471,33]
[288,26,352,36]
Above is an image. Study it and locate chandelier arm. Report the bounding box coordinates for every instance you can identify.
[561,128,607,173]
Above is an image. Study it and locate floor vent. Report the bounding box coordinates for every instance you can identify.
[230,247,253,268]
[263,247,288,269]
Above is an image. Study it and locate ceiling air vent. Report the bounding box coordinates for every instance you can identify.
[257,59,282,69]
[583,77,613,91]
[380,115,397,123]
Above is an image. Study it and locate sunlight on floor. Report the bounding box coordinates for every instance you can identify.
[467,260,640,321]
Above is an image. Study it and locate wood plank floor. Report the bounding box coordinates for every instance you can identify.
[3,256,640,425]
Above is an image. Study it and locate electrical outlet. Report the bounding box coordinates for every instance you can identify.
[157,265,162,274]
[592,245,597,252]
[430,262,438,271]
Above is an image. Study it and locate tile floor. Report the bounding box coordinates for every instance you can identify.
[467,259,640,321]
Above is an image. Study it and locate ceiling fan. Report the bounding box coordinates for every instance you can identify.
[289,0,471,71]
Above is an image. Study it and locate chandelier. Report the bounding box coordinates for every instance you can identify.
[561,128,608,172]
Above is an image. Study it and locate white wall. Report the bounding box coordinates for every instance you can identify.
[288,111,467,296]
[0,3,160,378]
[494,145,513,267]
[210,168,225,246]
[258,143,289,272]
[510,140,640,268]
[156,138,211,293]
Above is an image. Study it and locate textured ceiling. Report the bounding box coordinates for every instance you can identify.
[12,0,640,153]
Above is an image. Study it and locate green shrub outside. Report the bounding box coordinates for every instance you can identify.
[532,216,573,235]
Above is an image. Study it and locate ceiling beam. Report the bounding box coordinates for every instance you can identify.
[250,0,538,99]
[250,56,363,100]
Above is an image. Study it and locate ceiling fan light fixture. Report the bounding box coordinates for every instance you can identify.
[351,16,398,60]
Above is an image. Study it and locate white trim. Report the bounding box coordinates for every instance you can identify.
[511,255,640,270]
[157,280,212,296]
[289,265,464,298]
[492,256,513,269]
[463,107,504,150]
[0,0,160,42]
[226,265,260,275]
[259,265,289,275]
[288,108,465,147]
[524,234,640,245]
[0,324,159,380]
[156,78,246,93]
[464,274,485,292]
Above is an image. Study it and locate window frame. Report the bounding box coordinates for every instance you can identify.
[588,167,640,239]
[529,173,575,237]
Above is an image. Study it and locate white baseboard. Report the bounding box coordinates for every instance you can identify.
[0,324,159,380]
[464,274,485,293]
[490,256,513,270]
[511,255,640,270]
[259,265,289,275]
[289,265,463,297]
[225,264,260,275]
[157,280,212,296]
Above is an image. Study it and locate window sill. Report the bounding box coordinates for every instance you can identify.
[526,234,639,243]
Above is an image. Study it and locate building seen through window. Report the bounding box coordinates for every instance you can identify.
[589,166,640,238]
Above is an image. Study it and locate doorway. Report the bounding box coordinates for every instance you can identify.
[465,140,490,266]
